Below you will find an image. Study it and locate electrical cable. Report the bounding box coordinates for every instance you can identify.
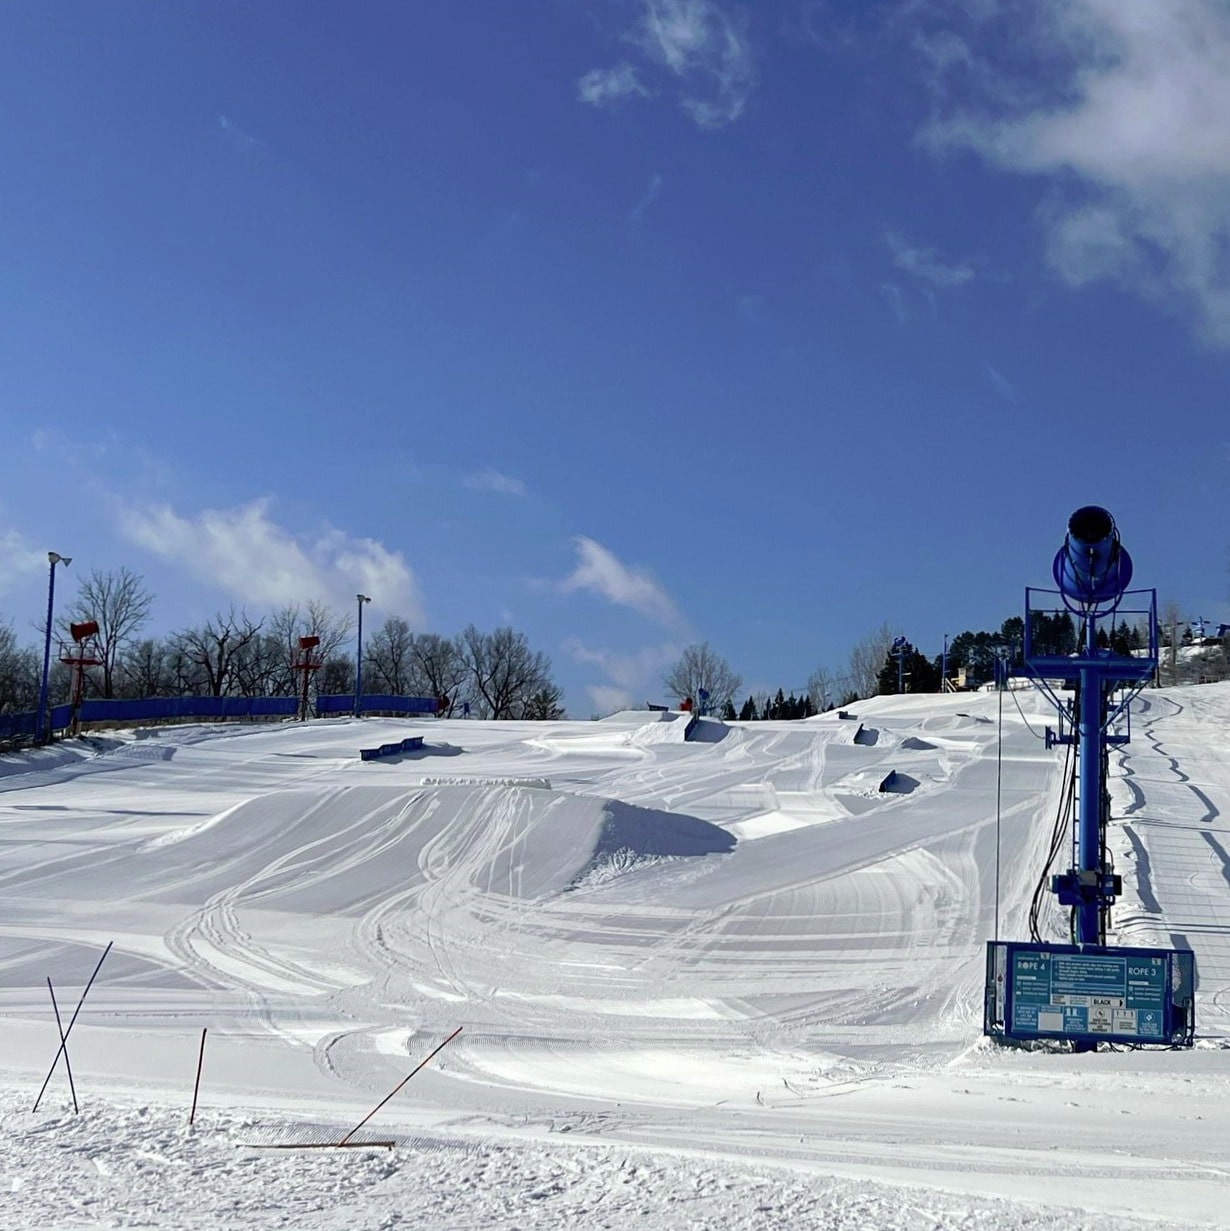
[1028,738,1075,944]
[1008,681,1049,742]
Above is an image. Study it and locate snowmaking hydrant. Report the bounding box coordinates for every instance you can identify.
[984,507,1195,1050]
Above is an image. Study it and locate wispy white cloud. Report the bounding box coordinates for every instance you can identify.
[217,115,261,155]
[982,361,1019,402]
[563,638,682,715]
[579,1,755,130]
[0,524,48,599]
[578,62,650,108]
[738,293,765,322]
[559,537,681,627]
[884,230,975,287]
[117,498,424,622]
[880,281,909,323]
[639,0,756,128]
[915,0,1230,346]
[630,172,664,221]
[464,468,527,497]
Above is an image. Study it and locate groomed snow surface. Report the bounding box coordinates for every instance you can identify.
[2,687,1230,1229]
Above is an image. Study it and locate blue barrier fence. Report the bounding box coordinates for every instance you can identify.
[78,696,300,723]
[1,696,297,741]
[0,706,72,742]
[317,694,439,716]
[1,691,438,743]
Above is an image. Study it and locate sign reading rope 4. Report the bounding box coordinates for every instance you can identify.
[984,941,1196,1047]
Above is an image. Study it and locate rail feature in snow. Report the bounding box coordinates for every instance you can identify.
[985,506,1196,1051]
[359,735,426,761]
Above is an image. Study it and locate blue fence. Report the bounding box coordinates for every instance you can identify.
[77,696,300,723]
[317,694,439,716]
[1,691,439,743]
[0,696,297,741]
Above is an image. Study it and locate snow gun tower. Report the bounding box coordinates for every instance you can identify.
[984,506,1196,1050]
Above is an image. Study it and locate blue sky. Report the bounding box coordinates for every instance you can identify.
[2,0,1229,714]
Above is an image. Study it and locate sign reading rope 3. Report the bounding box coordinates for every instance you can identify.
[984,941,1196,1047]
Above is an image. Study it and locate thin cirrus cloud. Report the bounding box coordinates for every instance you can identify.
[117,498,424,623]
[630,172,664,222]
[0,525,48,598]
[640,0,755,128]
[464,468,527,497]
[577,62,649,108]
[217,115,261,155]
[880,282,909,324]
[578,0,755,130]
[884,230,975,288]
[915,0,1230,347]
[563,637,682,715]
[983,361,1020,403]
[559,537,682,627]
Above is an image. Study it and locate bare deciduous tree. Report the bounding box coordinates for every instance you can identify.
[847,622,896,700]
[261,601,354,700]
[458,625,558,719]
[807,665,838,714]
[173,609,263,697]
[66,567,154,698]
[0,620,39,711]
[1159,599,1183,686]
[365,616,416,695]
[662,643,741,714]
[117,638,172,699]
[410,633,467,712]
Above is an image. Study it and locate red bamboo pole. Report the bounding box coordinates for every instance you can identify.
[189,1027,208,1126]
[338,1026,462,1145]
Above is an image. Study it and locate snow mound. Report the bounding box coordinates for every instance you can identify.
[123,783,732,920]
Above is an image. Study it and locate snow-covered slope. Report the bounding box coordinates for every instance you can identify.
[2,687,1230,1228]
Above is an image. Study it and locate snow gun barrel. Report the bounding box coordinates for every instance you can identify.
[1051,504,1133,609]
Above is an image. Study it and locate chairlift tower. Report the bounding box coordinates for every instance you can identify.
[984,507,1195,1050]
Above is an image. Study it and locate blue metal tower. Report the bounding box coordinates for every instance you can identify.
[984,507,1195,1049]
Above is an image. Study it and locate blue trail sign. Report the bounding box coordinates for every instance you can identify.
[985,941,1195,1048]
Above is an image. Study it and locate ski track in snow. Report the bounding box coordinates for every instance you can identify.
[0,694,1229,1227]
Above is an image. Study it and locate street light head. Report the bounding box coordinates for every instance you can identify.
[48,551,70,566]
[357,593,371,604]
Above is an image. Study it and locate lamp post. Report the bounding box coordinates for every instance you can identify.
[36,551,72,745]
[354,593,371,717]
[941,632,949,693]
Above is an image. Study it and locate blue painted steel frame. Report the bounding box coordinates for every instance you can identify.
[1017,586,1158,946]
